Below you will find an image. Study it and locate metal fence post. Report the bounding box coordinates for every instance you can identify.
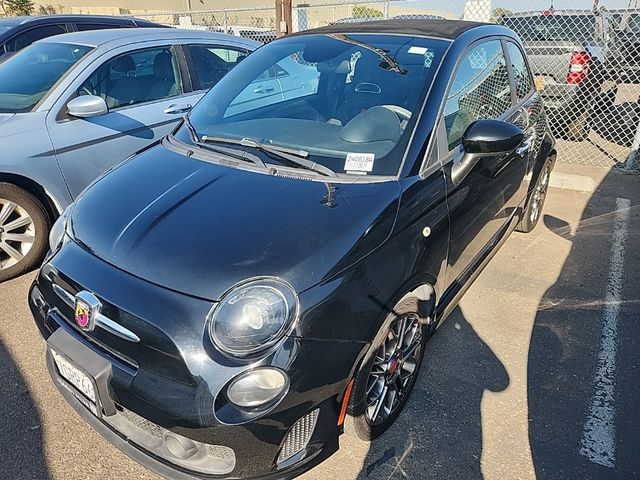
[223,11,228,34]
[275,0,292,37]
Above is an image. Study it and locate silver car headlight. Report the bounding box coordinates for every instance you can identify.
[48,205,72,252]
[208,278,298,357]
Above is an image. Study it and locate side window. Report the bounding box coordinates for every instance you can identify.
[78,47,183,109]
[75,23,122,32]
[187,45,250,90]
[6,24,68,52]
[506,42,533,100]
[443,40,512,150]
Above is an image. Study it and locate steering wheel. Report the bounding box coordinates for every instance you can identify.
[380,104,412,121]
[380,104,412,133]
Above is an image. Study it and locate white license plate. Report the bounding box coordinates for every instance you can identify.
[51,350,96,403]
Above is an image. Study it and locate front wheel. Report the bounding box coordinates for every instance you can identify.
[517,160,552,233]
[345,297,429,441]
[0,183,50,282]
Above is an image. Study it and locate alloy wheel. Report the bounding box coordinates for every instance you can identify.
[0,198,35,270]
[365,314,423,426]
[530,165,550,224]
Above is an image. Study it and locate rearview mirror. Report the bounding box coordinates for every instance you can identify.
[67,95,108,118]
[451,120,524,186]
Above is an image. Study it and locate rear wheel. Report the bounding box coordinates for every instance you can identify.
[345,297,429,441]
[517,160,552,233]
[0,183,50,282]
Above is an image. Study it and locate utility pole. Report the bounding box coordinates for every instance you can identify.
[276,0,293,37]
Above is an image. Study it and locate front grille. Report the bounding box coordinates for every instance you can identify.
[206,444,235,461]
[277,409,319,465]
[119,408,164,439]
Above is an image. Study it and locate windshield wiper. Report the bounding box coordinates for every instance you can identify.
[202,135,337,177]
[329,33,407,75]
[183,117,266,169]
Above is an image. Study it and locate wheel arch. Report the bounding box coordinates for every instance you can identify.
[361,279,437,368]
[0,173,60,223]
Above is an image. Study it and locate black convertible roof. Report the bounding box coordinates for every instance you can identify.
[293,19,490,40]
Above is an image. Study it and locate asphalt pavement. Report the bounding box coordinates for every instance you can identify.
[1,162,639,480]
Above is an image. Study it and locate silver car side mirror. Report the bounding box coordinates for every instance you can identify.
[67,95,109,118]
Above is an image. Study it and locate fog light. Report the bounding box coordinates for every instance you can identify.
[227,368,288,408]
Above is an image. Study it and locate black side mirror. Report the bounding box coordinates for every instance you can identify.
[463,119,525,155]
[451,119,524,186]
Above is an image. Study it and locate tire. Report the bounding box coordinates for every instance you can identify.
[345,296,431,441]
[0,183,51,283]
[566,110,591,142]
[517,159,552,234]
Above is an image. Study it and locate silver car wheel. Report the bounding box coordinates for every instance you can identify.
[365,313,423,426]
[530,165,550,223]
[0,198,35,270]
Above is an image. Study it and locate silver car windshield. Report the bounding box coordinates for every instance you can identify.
[187,33,449,177]
[0,42,92,113]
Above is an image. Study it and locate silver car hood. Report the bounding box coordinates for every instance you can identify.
[0,113,15,124]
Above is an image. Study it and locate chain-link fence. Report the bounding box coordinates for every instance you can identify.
[126,0,640,169]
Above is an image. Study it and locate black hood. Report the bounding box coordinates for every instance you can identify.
[70,143,401,300]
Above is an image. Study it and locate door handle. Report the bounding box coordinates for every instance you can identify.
[164,103,192,115]
[253,85,275,94]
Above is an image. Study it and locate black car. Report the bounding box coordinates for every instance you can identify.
[501,9,613,141]
[0,15,161,61]
[29,20,555,479]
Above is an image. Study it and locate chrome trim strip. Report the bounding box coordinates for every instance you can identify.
[52,284,140,343]
[95,315,140,343]
[53,284,74,307]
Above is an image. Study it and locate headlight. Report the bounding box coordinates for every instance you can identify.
[227,368,288,408]
[48,205,72,252]
[208,278,298,357]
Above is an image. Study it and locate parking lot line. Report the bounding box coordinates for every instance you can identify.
[549,172,597,192]
[579,197,631,468]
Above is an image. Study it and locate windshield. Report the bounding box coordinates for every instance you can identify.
[502,15,598,43]
[0,42,92,113]
[185,33,449,178]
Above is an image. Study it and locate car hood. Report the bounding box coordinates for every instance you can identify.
[0,113,15,124]
[70,143,401,300]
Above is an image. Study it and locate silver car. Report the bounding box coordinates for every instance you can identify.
[0,28,258,281]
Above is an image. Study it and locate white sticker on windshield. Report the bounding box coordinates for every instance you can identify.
[408,46,428,55]
[345,153,375,172]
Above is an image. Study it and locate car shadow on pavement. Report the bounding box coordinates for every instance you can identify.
[528,169,640,479]
[0,336,49,479]
[356,307,509,479]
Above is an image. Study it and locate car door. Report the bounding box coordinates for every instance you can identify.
[441,39,530,300]
[46,44,200,199]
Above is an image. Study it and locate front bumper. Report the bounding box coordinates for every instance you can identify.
[29,242,367,479]
[44,337,336,480]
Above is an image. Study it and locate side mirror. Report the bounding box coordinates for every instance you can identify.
[67,95,108,118]
[463,119,525,155]
[451,119,524,186]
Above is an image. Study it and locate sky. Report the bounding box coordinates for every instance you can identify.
[396,0,636,17]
